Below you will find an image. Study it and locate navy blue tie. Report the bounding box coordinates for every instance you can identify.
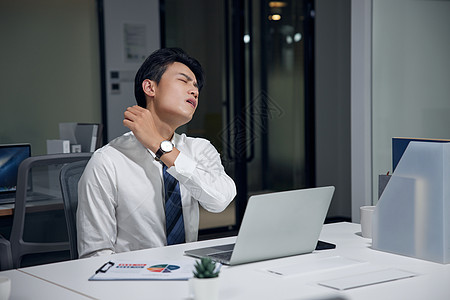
[163,164,185,245]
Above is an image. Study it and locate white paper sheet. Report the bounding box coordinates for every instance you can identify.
[263,256,363,277]
[89,259,202,281]
[318,269,417,290]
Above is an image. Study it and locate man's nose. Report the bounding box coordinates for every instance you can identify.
[190,88,199,99]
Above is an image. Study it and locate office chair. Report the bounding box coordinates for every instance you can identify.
[9,153,91,268]
[0,234,13,270]
[59,160,90,259]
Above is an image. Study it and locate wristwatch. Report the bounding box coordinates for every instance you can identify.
[155,140,173,161]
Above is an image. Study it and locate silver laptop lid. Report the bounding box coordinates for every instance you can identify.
[229,186,334,265]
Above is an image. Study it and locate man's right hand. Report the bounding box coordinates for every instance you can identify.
[123,105,164,153]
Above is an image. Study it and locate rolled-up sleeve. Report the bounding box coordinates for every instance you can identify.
[169,139,236,213]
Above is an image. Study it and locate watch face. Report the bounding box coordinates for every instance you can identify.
[160,140,173,152]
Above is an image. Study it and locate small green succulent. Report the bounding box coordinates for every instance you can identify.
[193,257,220,278]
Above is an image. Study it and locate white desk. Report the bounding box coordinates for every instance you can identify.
[0,269,91,299]
[4,222,450,300]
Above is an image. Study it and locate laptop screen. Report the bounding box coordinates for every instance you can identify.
[0,144,31,194]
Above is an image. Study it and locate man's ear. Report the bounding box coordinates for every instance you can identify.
[142,79,156,97]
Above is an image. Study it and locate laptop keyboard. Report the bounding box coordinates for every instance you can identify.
[0,192,54,204]
[208,250,233,263]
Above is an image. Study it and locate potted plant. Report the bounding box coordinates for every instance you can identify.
[190,257,220,300]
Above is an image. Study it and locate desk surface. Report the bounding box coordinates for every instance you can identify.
[0,199,63,217]
[0,269,91,299]
[2,222,450,300]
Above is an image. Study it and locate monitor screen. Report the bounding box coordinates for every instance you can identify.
[0,144,31,193]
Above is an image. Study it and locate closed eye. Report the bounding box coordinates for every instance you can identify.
[177,73,198,88]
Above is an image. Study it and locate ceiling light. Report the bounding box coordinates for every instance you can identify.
[269,1,287,8]
[268,14,282,21]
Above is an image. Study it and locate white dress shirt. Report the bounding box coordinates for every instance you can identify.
[77,131,236,258]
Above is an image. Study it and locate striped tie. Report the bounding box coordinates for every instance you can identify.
[163,164,185,245]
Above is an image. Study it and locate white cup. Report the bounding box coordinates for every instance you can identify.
[360,206,376,238]
[0,276,11,300]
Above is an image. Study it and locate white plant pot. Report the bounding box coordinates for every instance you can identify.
[189,277,220,300]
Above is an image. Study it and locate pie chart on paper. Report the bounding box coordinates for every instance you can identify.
[147,264,181,273]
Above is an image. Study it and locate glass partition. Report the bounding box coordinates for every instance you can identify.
[163,0,315,233]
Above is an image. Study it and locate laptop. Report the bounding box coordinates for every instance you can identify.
[0,144,31,203]
[0,143,52,204]
[185,186,335,265]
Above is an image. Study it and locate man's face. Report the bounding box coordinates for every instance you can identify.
[149,62,199,126]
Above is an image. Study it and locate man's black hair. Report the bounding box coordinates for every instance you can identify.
[134,48,204,108]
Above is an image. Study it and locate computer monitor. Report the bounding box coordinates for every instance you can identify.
[0,144,31,194]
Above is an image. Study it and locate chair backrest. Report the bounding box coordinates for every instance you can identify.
[9,153,91,268]
[60,160,89,259]
[0,234,12,270]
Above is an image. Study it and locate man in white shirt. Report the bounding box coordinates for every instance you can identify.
[77,48,236,258]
